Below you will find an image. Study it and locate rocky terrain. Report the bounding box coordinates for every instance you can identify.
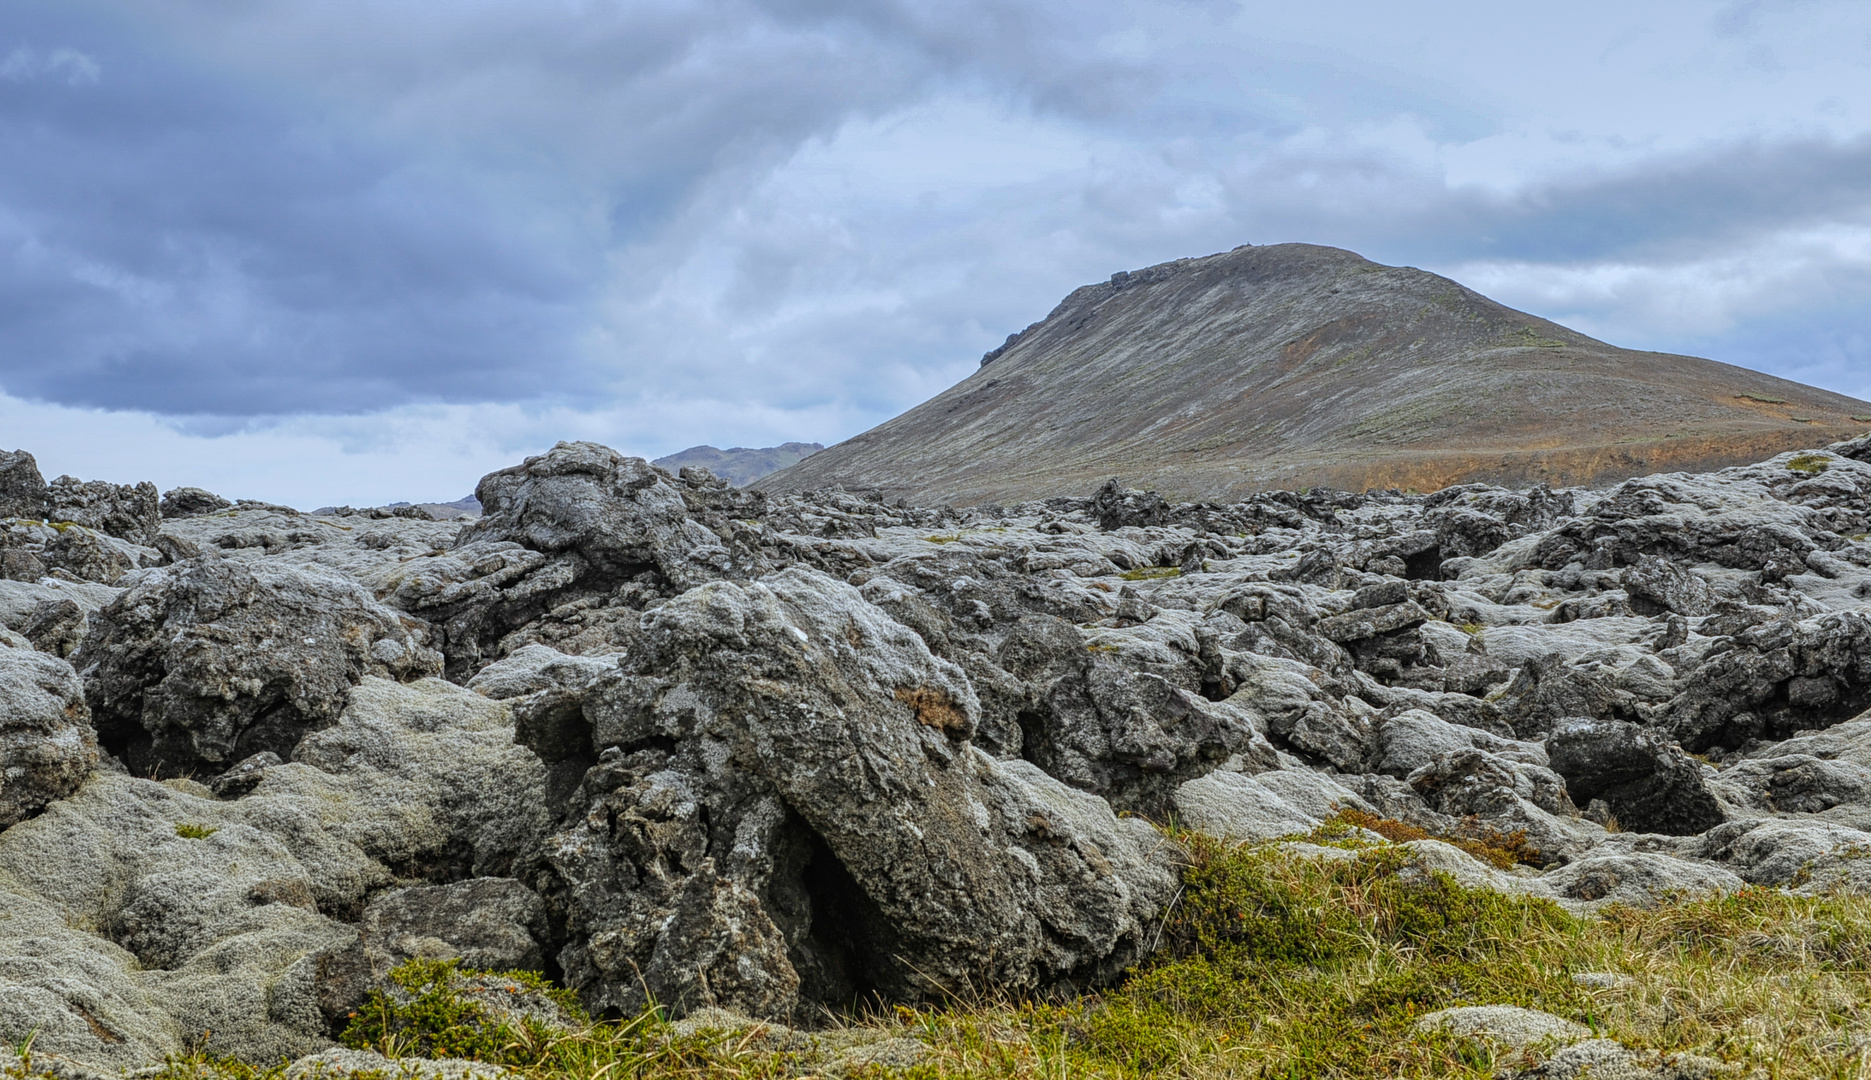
[7,436,1871,1073]
[757,243,1871,504]
[654,442,824,486]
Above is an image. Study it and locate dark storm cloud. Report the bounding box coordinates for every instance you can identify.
[2,0,1869,429]
[0,2,614,416]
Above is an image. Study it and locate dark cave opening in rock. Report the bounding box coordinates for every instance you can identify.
[1403,544,1444,581]
[790,829,895,1011]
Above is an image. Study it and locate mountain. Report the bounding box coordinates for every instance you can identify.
[754,243,1871,503]
[653,441,824,486]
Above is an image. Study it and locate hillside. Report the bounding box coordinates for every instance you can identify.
[755,243,1871,503]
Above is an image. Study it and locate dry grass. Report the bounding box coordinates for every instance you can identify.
[21,832,1871,1080]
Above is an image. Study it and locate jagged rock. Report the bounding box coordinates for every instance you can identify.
[0,450,48,521]
[44,477,160,545]
[530,567,1178,1019]
[312,877,549,1023]
[159,487,233,518]
[1373,709,1545,778]
[77,554,442,774]
[1668,610,1871,751]
[0,647,96,829]
[1622,554,1714,617]
[20,598,85,657]
[1035,659,1263,813]
[0,676,550,1068]
[392,441,770,674]
[1545,720,1725,836]
[1091,478,1170,531]
[39,527,136,585]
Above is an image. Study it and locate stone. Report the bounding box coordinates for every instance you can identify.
[20,597,86,657]
[313,877,549,1023]
[1414,1004,1590,1050]
[1544,720,1725,836]
[44,477,160,545]
[77,554,442,774]
[159,487,234,519]
[0,451,48,521]
[0,676,550,1069]
[532,568,1179,1019]
[0,647,96,829]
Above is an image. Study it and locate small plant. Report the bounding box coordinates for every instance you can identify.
[174,823,217,840]
[1118,566,1181,582]
[1788,453,1832,475]
[924,532,963,544]
[1790,415,1815,423]
[1737,393,1788,405]
[1854,414,1871,423]
[341,958,583,1065]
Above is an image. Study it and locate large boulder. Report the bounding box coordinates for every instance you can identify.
[45,476,161,545]
[391,441,769,674]
[0,450,47,521]
[77,554,442,774]
[1544,719,1724,836]
[160,486,234,518]
[0,645,96,829]
[529,567,1179,1020]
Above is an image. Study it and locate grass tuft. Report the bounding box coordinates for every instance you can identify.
[1788,453,1832,476]
[174,823,217,840]
[1118,566,1181,582]
[46,835,1871,1080]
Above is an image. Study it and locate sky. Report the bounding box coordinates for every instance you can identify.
[3,0,1871,506]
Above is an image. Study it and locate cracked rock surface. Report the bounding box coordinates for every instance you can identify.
[11,436,1871,1069]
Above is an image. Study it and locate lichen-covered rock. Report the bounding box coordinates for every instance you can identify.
[160,486,234,518]
[0,646,96,828]
[0,676,550,1069]
[312,877,550,1023]
[0,450,48,521]
[44,476,160,545]
[1545,720,1726,836]
[530,567,1178,1020]
[77,554,442,774]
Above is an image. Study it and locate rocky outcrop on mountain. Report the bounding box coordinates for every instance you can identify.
[15,436,1871,1071]
[756,243,1871,504]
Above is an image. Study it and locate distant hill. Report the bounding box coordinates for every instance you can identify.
[755,243,1871,504]
[654,442,824,486]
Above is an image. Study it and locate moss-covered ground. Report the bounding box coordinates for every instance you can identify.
[19,828,1871,1079]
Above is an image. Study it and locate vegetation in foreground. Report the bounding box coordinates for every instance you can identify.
[14,823,1871,1079]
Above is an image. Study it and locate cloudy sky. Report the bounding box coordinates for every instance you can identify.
[3,0,1870,506]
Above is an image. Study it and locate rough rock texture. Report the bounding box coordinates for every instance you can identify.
[1546,720,1724,836]
[160,487,234,518]
[0,646,96,829]
[529,568,1179,1019]
[0,676,549,1068]
[45,477,161,545]
[312,878,550,1023]
[77,555,442,774]
[14,435,1871,1069]
[0,450,48,521]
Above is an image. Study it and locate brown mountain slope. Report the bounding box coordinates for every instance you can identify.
[755,243,1871,503]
